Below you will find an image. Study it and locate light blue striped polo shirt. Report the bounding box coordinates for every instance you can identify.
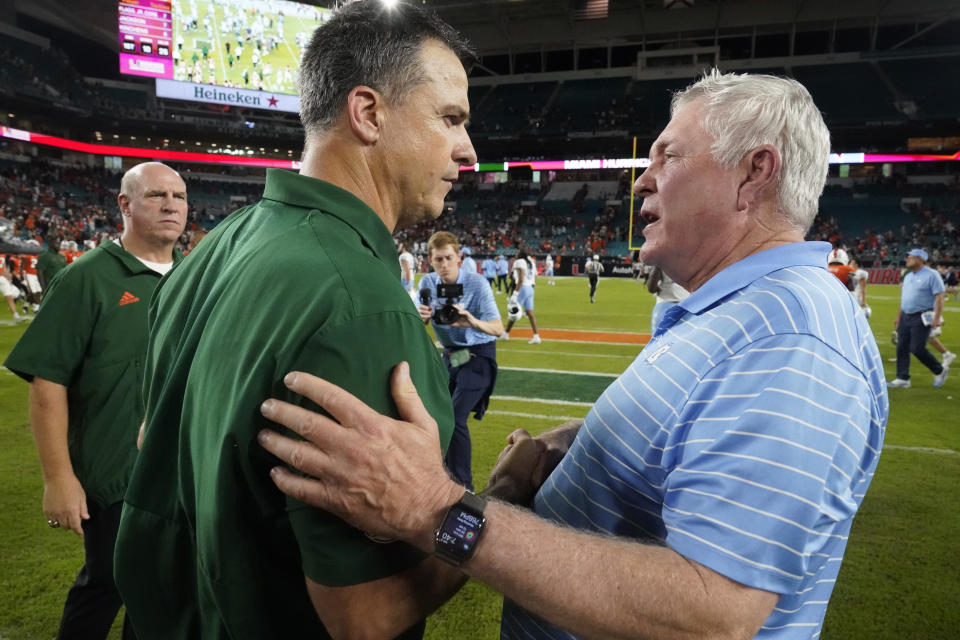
[899,265,945,314]
[501,241,888,640]
[420,269,499,347]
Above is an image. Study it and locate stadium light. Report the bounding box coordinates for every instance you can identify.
[381,0,399,8]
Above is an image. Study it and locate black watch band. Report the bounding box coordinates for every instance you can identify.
[434,490,487,566]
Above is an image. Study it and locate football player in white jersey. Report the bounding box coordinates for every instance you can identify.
[848,256,870,317]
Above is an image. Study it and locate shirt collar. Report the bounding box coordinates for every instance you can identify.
[680,241,831,315]
[101,239,184,275]
[262,169,396,267]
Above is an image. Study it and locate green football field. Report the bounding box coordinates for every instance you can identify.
[1,278,958,638]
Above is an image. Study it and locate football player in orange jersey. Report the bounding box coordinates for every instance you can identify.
[826,247,856,291]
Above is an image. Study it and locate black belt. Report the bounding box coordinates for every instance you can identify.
[444,341,496,359]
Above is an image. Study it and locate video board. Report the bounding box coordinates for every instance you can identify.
[120,0,330,112]
[118,0,175,79]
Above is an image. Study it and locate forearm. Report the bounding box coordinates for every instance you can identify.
[462,501,772,640]
[469,315,504,337]
[309,556,467,640]
[933,294,943,324]
[28,378,73,481]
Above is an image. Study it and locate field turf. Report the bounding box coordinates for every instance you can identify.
[1,278,957,639]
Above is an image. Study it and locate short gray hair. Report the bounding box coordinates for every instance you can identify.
[298,0,475,134]
[672,69,830,234]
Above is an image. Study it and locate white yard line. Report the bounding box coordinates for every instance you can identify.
[884,444,958,456]
[497,348,635,359]
[491,395,594,407]
[486,410,582,421]
[535,337,647,346]
[499,365,618,378]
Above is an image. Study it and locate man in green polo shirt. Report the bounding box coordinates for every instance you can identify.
[4,161,187,640]
[36,234,68,290]
[115,2,482,639]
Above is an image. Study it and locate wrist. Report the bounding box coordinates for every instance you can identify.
[417,480,464,553]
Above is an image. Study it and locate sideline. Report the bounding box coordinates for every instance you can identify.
[499,365,617,378]
[504,327,650,345]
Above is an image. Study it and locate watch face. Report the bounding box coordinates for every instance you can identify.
[437,506,485,559]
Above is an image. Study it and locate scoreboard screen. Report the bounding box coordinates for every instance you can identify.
[118,0,175,79]
[119,0,330,112]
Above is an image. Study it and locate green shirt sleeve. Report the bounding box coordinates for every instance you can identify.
[283,309,454,587]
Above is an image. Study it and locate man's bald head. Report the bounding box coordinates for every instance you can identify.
[117,162,188,253]
[120,162,183,199]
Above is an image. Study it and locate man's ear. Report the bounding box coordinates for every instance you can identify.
[117,193,131,217]
[345,85,384,144]
[737,144,781,212]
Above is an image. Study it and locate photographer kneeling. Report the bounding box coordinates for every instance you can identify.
[418,231,503,490]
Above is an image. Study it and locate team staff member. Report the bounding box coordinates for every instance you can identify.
[460,246,477,274]
[888,248,948,388]
[257,70,888,640]
[114,3,491,639]
[503,249,541,344]
[419,231,503,490]
[37,235,68,290]
[4,161,187,640]
[495,253,509,292]
[481,254,497,289]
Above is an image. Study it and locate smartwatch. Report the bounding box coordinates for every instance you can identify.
[434,490,487,566]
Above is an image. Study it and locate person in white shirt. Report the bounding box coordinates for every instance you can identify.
[849,256,870,317]
[544,253,555,285]
[503,250,541,344]
[647,265,690,333]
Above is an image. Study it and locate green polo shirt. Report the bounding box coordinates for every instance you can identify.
[36,247,68,287]
[115,169,455,639]
[4,241,181,508]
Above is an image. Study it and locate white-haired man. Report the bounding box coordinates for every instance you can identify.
[256,70,889,640]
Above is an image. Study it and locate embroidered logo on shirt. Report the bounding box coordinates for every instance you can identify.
[645,343,672,364]
[118,291,140,306]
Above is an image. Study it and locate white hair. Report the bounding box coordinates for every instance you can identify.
[671,69,830,234]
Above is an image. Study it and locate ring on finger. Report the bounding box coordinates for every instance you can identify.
[47,519,60,528]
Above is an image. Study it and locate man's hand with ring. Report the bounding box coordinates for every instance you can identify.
[42,472,89,536]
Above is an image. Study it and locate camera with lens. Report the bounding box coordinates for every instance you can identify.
[420,283,464,325]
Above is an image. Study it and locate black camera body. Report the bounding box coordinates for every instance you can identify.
[421,282,464,325]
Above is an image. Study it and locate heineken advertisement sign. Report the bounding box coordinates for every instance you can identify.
[155,79,299,113]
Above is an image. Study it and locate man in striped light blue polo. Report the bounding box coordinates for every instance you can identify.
[255,70,889,640]
[888,247,948,388]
